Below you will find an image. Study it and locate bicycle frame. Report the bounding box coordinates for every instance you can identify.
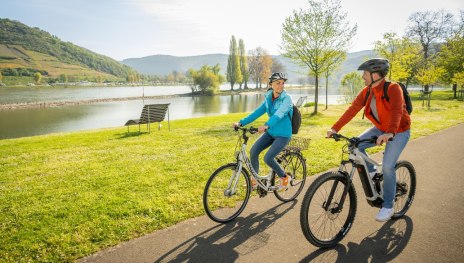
[226,127,280,195]
[332,135,386,211]
[234,137,279,192]
[341,147,383,202]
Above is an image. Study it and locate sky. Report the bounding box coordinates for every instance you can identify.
[1,0,463,61]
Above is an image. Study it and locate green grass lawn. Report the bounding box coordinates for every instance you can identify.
[1,90,463,262]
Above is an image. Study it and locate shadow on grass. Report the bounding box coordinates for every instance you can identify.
[114,131,150,139]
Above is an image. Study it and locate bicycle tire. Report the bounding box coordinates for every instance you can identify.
[392,160,416,219]
[274,151,307,202]
[300,172,357,248]
[203,163,251,223]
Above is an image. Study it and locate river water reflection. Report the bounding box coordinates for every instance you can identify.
[0,85,343,139]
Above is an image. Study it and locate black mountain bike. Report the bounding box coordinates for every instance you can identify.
[300,133,416,248]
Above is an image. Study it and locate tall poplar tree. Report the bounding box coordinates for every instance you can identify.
[226,35,242,90]
[238,39,249,89]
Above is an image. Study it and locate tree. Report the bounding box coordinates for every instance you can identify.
[406,10,455,92]
[416,64,445,107]
[407,10,454,61]
[0,71,3,83]
[437,10,464,93]
[340,72,364,104]
[260,53,273,88]
[281,0,357,114]
[248,47,272,88]
[374,33,422,86]
[189,64,225,94]
[226,35,242,90]
[322,50,345,109]
[452,71,464,90]
[34,72,42,84]
[238,39,250,89]
[271,59,286,74]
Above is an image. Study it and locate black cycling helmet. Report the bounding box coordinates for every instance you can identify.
[357,58,389,77]
[268,72,288,84]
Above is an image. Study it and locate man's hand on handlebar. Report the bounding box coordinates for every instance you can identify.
[376,133,394,146]
[326,128,337,138]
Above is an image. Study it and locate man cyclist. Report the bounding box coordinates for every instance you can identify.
[326,58,411,222]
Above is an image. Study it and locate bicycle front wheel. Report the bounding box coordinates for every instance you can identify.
[203,163,251,223]
[274,151,307,202]
[392,160,416,219]
[300,172,357,248]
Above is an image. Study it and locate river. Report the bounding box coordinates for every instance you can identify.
[0,85,344,139]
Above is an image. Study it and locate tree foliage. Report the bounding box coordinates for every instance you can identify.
[280,0,356,114]
[340,72,364,103]
[374,32,422,85]
[238,39,249,89]
[34,72,42,84]
[188,64,225,94]
[406,10,454,61]
[226,36,242,90]
[437,11,464,85]
[248,47,272,88]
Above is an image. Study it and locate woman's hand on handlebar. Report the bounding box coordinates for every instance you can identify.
[257,125,269,133]
[232,122,242,130]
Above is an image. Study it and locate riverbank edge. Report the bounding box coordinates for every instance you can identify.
[0,87,291,110]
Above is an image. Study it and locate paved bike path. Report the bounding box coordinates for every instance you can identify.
[79,124,464,263]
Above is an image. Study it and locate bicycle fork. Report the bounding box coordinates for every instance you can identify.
[224,161,244,197]
[323,168,353,213]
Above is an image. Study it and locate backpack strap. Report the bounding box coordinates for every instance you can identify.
[383,81,391,102]
[362,87,371,119]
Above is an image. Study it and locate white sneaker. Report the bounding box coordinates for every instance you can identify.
[375,207,394,222]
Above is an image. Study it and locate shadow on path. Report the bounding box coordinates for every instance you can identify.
[300,216,414,262]
[155,200,297,263]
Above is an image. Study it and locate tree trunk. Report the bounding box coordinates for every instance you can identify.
[453,83,457,99]
[314,75,319,114]
[325,75,329,110]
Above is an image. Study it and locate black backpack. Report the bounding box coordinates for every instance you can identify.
[290,104,302,134]
[383,82,413,115]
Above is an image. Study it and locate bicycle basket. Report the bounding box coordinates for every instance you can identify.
[285,136,310,151]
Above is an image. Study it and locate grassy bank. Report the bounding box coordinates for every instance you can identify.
[1,90,463,262]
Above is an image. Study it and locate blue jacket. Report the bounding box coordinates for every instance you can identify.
[239,89,293,138]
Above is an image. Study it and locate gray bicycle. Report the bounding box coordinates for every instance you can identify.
[203,126,309,223]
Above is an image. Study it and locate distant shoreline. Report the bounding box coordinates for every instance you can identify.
[0,87,277,110]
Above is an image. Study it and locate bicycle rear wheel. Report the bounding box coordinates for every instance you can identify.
[274,151,307,202]
[203,163,251,223]
[392,160,416,219]
[300,172,357,248]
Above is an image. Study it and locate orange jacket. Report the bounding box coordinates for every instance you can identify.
[332,79,411,134]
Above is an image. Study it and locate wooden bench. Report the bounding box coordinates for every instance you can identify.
[125,103,170,133]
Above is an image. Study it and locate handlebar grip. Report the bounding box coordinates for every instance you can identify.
[249,127,258,134]
[331,133,341,141]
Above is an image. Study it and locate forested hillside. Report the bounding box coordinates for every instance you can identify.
[0,18,134,81]
[122,50,376,86]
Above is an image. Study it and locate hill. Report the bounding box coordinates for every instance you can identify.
[0,18,134,83]
[121,50,376,88]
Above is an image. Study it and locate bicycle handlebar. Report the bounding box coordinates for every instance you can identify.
[330,133,393,146]
[234,126,258,134]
